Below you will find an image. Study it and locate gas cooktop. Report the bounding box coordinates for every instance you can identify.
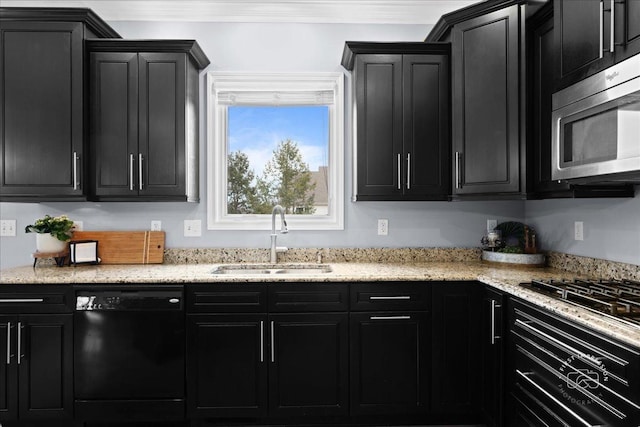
[520,278,640,329]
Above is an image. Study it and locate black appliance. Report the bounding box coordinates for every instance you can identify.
[521,278,640,328]
[74,288,185,422]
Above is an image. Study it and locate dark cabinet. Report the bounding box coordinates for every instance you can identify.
[88,40,210,201]
[450,5,524,197]
[0,287,74,423]
[186,283,348,420]
[480,286,505,427]
[431,281,482,418]
[342,43,450,201]
[187,313,268,417]
[554,0,640,91]
[0,10,119,201]
[269,313,349,417]
[349,283,430,415]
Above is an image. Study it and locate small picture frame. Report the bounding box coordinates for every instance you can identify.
[69,240,99,265]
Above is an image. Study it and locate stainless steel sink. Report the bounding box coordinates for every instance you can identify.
[211,264,332,275]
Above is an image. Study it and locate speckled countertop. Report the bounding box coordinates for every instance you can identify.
[1,255,639,348]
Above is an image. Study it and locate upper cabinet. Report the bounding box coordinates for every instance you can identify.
[87,40,209,202]
[0,8,119,201]
[342,43,450,201]
[450,5,523,198]
[554,0,640,90]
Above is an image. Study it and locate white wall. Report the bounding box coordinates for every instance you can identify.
[524,192,640,266]
[0,21,525,269]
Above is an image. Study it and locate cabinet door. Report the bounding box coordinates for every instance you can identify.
[138,52,187,198]
[91,52,139,198]
[528,7,571,196]
[354,54,403,199]
[0,22,85,199]
[452,6,521,195]
[187,314,267,418]
[18,314,72,421]
[554,0,614,90]
[480,287,505,427]
[403,54,450,199]
[269,313,348,417]
[618,0,640,61]
[350,312,429,415]
[0,316,18,421]
[431,282,482,416]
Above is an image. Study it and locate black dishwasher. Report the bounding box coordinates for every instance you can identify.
[74,288,185,422]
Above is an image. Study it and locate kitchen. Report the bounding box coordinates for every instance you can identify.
[1,0,640,426]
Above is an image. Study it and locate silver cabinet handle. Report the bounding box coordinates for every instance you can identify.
[17,322,23,365]
[516,370,596,427]
[260,320,264,363]
[610,0,615,53]
[397,154,401,190]
[73,151,80,190]
[455,151,462,189]
[370,315,411,320]
[406,152,411,189]
[138,153,144,191]
[6,322,10,365]
[130,154,135,191]
[490,300,501,345]
[369,296,411,301]
[600,0,605,58]
[0,298,44,303]
[270,321,275,363]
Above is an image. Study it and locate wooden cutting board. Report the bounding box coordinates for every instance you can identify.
[71,231,165,264]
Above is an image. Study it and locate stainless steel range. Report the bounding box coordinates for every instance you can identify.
[521,278,640,329]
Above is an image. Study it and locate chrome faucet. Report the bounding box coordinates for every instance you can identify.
[270,205,288,263]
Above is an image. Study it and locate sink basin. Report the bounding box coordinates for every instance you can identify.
[212,264,332,275]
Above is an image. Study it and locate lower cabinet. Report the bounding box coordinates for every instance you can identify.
[480,286,505,427]
[431,282,483,419]
[0,314,73,423]
[349,312,429,415]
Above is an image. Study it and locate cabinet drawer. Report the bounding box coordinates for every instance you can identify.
[187,285,267,313]
[350,283,430,311]
[268,284,348,312]
[0,286,73,313]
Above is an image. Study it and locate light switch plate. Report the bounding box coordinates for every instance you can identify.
[0,220,16,237]
[377,219,388,236]
[151,220,162,231]
[574,221,584,241]
[184,220,201,237]
[487,219,497,232]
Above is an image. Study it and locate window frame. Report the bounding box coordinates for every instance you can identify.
[206,71,344,230]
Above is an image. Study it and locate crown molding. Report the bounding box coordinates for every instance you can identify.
[1,0,478,25]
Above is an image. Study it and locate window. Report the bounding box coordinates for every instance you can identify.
[207,72,344,230]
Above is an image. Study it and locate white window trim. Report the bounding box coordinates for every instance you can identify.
[206,72,345,230]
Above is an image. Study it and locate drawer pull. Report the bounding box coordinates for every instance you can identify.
[17,322,23,365]
[517,370,596,427]
[0,298,44,303]
[369,296,411,301]
[260,320,264,363]
[370,315,411,320]
[5,322,10,365]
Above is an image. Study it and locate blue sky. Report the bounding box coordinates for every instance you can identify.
[228,106,329,177]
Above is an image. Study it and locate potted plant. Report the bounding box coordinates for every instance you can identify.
[25,214,75,253]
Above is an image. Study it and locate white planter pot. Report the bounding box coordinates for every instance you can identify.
[36,233,67,253]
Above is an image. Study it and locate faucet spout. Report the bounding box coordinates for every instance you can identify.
[270,205,288,263]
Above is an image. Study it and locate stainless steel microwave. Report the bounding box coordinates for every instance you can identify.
[551,53,640,182]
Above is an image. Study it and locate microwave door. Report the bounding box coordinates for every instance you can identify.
[552,77,640,181]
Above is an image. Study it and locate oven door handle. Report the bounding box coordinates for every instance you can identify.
[517,370,597,427]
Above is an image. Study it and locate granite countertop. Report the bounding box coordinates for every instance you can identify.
[1,260,639,348]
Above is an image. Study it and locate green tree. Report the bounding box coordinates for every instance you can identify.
[227,151,256,214]
[262,139,316,214]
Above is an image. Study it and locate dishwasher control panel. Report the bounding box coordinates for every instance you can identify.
[76,291,183,311]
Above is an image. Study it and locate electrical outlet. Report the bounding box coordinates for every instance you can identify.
[0,220,16,237]
[574,221,584,241]
[487,219,497,232]
[377,219,388,236]
[184,219,202,237]
[151,220,162,231]
[73,221,83,231]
